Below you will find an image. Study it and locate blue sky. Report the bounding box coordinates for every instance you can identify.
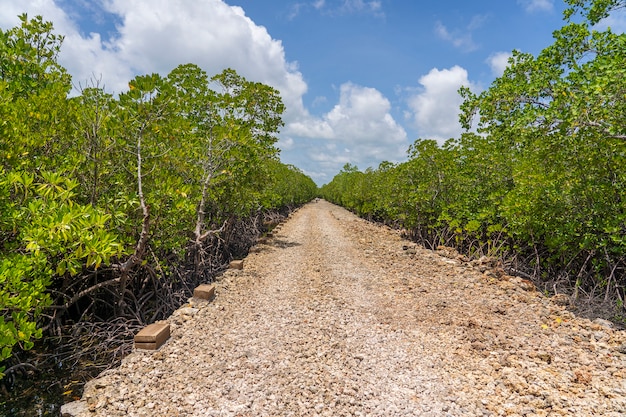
[2,0,621,185]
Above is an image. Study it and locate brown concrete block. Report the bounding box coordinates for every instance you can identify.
[134,322,170,350]
[134,341,159,350]
[193,284,215,301]
[229,260,244,270]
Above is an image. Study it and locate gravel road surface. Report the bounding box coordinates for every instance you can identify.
[63,200,626,416]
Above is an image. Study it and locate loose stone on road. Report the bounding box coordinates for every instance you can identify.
[64,200,626,416]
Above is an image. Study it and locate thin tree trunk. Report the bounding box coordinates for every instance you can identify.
[115,128,150,311]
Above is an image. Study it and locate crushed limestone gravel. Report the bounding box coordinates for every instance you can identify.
[62,200,626,416]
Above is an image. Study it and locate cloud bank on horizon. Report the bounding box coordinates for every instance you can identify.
[3,0,620,184]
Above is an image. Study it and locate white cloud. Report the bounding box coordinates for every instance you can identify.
[282,82,408,180]
[518,0,553,12]
[408,66,478,142]
[326,83,406,146]
[277,136,295,151]
[103,0,309,119]
[435,21,476,51]
[286,82,407,157]
[288,118,335,139]
[434,15,488,52]
[0,0,76,38]
[0,0,132,93]
[597,8,626,33]
[313,0,326,9]
[3,0,309,125]
[486,51,512,76]
[289,0,383,19]
[339,0,383,16]
[3,0,399,183]
[468,14,489,31]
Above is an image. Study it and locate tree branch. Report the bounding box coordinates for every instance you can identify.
[47,277,122,311]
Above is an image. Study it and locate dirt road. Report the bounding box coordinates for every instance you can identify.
[64,200,626,416]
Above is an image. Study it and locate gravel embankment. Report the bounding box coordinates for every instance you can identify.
[62,200,626,416]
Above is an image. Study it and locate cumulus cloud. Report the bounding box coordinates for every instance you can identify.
[283,82,408,181]
[486,51,512,76]
[2,0,400,184]
[407,66,478,142]
[518,0,553,12]
[105,0,309,119]
[2,0,309,125]
[0,0,132,93]
[326,83,404,143]
[286,83,407,157]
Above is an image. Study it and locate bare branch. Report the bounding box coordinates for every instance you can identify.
[47,277,121,311]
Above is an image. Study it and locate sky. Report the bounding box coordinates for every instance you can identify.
[1,0,624,185]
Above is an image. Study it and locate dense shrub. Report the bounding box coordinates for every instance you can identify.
[0,14,317,377]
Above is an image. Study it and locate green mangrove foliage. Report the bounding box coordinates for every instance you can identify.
[321,0,626,307]
[0,14,317,377]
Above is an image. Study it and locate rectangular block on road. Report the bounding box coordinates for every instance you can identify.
[193,284,215,301]
[134,322,170,350]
